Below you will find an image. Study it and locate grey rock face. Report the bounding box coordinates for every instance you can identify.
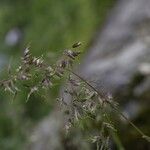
[28,112,64,150]
[5,28,22,46]
[79,0,150,93]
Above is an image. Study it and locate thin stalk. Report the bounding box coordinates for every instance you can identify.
[67,69,149,141]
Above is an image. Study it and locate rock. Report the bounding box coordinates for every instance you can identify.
[79,0,150,94]
[27,112,64,150]
[5,28,22,46]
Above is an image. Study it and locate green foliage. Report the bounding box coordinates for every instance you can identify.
[0,0,115,55]
[0,0,115,149]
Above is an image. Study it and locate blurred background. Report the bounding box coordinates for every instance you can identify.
[0,0,150,149]
[0,0,114,149]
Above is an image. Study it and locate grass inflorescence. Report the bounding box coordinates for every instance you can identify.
[0,42,149,149]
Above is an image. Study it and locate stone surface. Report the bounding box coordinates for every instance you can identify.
[79,0,150,94]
